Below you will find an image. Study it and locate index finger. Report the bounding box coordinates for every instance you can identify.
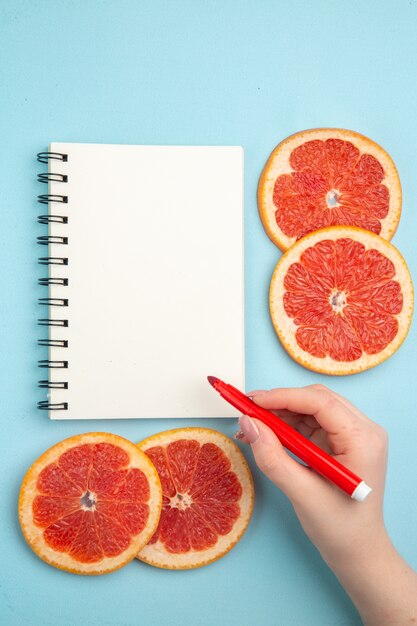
[250,386,362,434]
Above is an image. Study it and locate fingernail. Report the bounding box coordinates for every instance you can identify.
[246,390,267,399]
[238,415,260,444]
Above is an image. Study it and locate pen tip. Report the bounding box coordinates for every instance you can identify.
[207,376,219,387]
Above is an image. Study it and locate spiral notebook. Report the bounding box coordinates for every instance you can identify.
[37,143,244,419]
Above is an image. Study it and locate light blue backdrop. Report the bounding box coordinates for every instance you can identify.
[1,1,416,625]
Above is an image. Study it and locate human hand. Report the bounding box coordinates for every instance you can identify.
[237,384,417,625]
[236,384,388,566]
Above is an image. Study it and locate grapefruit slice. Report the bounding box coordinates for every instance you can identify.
[136,428,254,569]
[19,432,162,575]
[258,128,401,250]
[269,226,413,375]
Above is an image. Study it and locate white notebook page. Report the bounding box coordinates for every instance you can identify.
[45,143,244,419]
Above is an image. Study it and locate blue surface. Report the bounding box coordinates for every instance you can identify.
[1,1,417,624]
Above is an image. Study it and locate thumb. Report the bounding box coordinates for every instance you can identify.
[239,415,324,502]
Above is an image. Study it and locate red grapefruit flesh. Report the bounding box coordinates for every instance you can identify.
[19,433,162,574]
[258,129,402,250]
[269,226,413,375]
[136,428,254,569]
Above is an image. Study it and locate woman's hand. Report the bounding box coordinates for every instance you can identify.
[237,384,388,563]
[237,384,417,625]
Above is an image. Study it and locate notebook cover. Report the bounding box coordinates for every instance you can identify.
[42,143,244,419]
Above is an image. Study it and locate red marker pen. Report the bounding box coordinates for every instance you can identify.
[208,376,372,502]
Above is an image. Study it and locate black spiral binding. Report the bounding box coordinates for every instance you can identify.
[38,173,68,183]
[38,339,68,347]
[37,151,69,412]
[38,215,68,224]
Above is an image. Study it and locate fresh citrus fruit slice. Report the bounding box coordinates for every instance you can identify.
[258,128,401,250]
[269,226,413,375]
[136,428,254,569]
[19,432,162,575]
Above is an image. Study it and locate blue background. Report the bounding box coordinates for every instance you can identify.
[1,1,417,624]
